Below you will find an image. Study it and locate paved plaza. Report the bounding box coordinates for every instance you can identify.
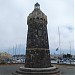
[53,64,75,75]
[0,64,75,75]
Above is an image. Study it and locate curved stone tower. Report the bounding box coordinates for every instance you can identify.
[25,2,51,68]
[12,3,60,75]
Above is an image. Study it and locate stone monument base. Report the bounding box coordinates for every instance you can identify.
[12,66,60,75]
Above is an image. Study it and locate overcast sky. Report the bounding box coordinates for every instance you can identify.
[0,0,74,54]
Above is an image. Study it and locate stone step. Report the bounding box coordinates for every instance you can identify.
[15,69,60,74]
[20,68,59,72]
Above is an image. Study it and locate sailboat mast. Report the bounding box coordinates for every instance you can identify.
[58,26,61,55]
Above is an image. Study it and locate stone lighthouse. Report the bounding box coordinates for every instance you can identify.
[13,3,60,75]
[25,2,51,68]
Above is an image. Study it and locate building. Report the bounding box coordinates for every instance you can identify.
[13,3,60,75]
[25,2,51,68]
[12,55,25,63]
[0,52,12,63]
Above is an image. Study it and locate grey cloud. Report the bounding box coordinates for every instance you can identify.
[0,0,74,54]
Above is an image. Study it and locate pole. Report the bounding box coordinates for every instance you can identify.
[69,41,71,55]
[13,46,14,56]
[58,26,61,55]
[13,46,15,60]
[69,41,71,64]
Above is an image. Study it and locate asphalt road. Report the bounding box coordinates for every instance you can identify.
[53,64,75,75]
[0,64,75,75]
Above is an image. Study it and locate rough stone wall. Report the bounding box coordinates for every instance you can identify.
[27,18,49,48]
[25,7,51,68]
[25,50,51,68]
